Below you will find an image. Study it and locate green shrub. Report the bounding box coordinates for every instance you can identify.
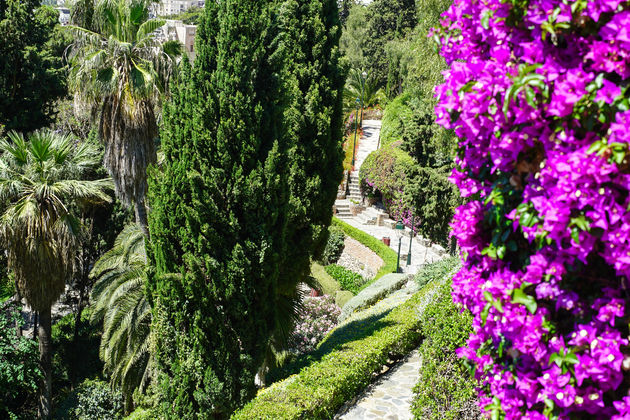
[73,379,123,420]
[412,282,480,420]
[380,92,413,147]
[405,166,461,247]
[320,226,345,265]
[331,217,397,281]
[414,257,460,290]
[124,407,159,420]
[0,275,13,303]
[338,273,409,322]
[0,307,41,419]
[310,263,341,295]
[52,310,103,391]
[324,264,366,294]
[334,290,354,308]
[232,282,441,420]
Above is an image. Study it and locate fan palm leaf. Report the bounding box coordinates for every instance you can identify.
[0,129,112,418]
[65,0,181,232]
[0,130,113,311]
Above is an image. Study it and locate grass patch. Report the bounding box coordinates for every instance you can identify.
[310,262,341,296]
[331,217,397,283]
[232,280,441,420]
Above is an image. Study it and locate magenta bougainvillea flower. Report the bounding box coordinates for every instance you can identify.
[435,0,630,418]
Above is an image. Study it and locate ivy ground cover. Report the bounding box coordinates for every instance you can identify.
[435,0,630,418]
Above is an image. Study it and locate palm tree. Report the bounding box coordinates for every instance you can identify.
[0,130,112,419]
[89,223,152,413]
[343,68,384,115]
[65,0,181,235]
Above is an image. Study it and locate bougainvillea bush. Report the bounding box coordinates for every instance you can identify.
[435,0,630,418]
[289,295,341,355]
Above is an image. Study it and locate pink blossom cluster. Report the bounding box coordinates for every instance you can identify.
[289,295,341,355]
[434,0,630,418]
[384,195,421,232]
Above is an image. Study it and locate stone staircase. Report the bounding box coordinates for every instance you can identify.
[346,171,361,202]
[335,200,352,218]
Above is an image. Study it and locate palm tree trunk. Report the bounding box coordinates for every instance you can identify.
[134,198,150,239]
[38,306,52,420]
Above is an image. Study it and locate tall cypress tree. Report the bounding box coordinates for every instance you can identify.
[266,0,345,355]
[147,0,289,417]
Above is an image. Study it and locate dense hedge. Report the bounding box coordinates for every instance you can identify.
[412,281,480,420]
[319,225,345,265]
[331,217,397,280]
[380,92,414,147]
[358,145,459,246]
[231,282,439,420]
[405,165,461,247]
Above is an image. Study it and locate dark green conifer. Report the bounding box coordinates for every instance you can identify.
[147,0,289,417]
[267,0,345,355]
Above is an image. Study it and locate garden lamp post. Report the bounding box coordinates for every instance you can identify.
[395,221,405,273]
[360,71,367,127]
[407,212,414,266]
[351,97,361,169]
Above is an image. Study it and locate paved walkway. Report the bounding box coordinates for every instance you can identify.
[334,279,438,420]
[336,349,421,420]
[355,119,381,168]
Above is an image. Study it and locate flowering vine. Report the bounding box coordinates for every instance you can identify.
[435,0,630,418]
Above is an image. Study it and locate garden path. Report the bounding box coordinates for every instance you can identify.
[334,119,447,275]
[334,279,432,420]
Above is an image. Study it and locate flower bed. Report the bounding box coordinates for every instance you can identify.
[324,264,366,295]
[435,0,630,418]
[289,295,341,355]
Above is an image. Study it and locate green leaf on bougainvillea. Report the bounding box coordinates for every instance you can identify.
[512,289,537,314]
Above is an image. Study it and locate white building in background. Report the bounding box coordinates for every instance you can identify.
[56,7,70,25]
[157,20,197,58]
[153,0,204,16]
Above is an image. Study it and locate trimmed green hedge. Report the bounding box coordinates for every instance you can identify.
[411,281,481,420]
[331,217,397,282]
[232,282,440,420]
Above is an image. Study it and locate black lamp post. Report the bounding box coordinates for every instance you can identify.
[395,220,404,273]
[351,97,360,169]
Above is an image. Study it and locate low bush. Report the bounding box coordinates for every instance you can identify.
[324,264,366,295]
[334,290,354,308]
[331,217,397,281]
[319,226,345,265]
[310,263,340,296]
[338,273,409,322]
[380,92,413,147]
[412,281,480,420]
[0,307,41,419]
[232,281,440,420]
[414,257,460,290]
[73,379,124,420]
[289,295,340,355]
